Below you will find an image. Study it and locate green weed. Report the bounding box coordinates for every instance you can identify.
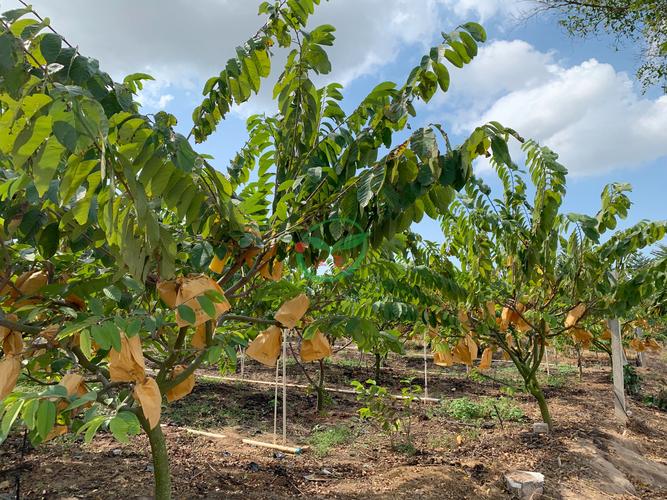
[308,425,353,457]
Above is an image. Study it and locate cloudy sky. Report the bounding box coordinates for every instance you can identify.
[7,0,666,241]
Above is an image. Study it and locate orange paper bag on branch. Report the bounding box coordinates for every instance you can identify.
[133,377,162,429]
[109,333,146,382]
[452,339,473,366]
[191,324,208,350]
[1,326,22,356]
[433,348,453,367]
[565,303,586,328]
[175,276,231,328]
[300,331,332,362]
[166,365,196,402]
[246,326,282,367]
[275,293,309,328]
[478,347,494,371]
[0,355,21,399]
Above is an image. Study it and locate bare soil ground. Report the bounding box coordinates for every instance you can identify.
[1,349,666,499]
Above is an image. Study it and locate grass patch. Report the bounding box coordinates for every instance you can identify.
[432,396,524,423]
[308,425,353,457]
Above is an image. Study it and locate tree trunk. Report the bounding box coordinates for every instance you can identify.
[576,345,583,380]
[526,377,553,430]
[316,359,326,413]
[140,417,172,500]
[374,352,381,382]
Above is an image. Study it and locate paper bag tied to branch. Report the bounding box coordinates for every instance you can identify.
[133,377,161,429]
[478,347,494,371]
[109,333,146,382]
[246,325,282,367]
[433,348,453,367]
[1,328,22,356]
[275,293,309,329]
[191,324,208,351]
[300,331,332,362]
[565,303,586,328]
[166,365,196,403]
[0,355,21,400]
[160,275,231,328]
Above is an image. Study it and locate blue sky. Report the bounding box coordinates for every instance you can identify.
[9,0,666,242]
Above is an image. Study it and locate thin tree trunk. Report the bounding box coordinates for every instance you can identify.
[140,417,172,500]
[374,352,381,382]
[527,379,553,430]
[316,359,326,413]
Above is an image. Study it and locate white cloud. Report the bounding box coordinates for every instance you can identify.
[5,0,517,111]
[442,41,667,176]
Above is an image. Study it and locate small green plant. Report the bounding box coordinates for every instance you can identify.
[435,396,524,423]
[623,364,642,396]
[308,425,353,457]
[351,378,421,450]
[644,389,667,411]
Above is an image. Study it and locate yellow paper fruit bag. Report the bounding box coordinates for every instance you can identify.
[300,331,332,362]
[275,293,309,328]
[134,377,162,429]
[109,333,146,382]
[246,326,282,367]
[166,365,196,402]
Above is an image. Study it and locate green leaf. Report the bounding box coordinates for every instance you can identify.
[90,324,111,350]
[103,285,122,302]
[491,136,512,167]
[177,304,196,325]
[79,329,92,359]
[21,398,39,430]
[444,49,463,68]
[80,415,105,444]
[109,414,130,444]
[432,61,450,92]
[34,138,64,196]
[1,400,24,443]
[462,22,487,43]
[40,33,62,63]
[104,321,121,352]
[63,391,97,412]
[36,400,56,439]
[37,222,59,259]
[197,295,216,319]
[204,289,226,304]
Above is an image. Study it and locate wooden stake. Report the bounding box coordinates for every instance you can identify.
[184,428,226,439]
[608,318,628,424]
[242,438,308,455]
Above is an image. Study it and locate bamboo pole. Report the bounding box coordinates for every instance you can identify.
[242,439,308,455]
[282,329,287,445]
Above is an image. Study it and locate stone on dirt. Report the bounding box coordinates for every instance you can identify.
[532,422,549,434]
[504,470,544,499]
